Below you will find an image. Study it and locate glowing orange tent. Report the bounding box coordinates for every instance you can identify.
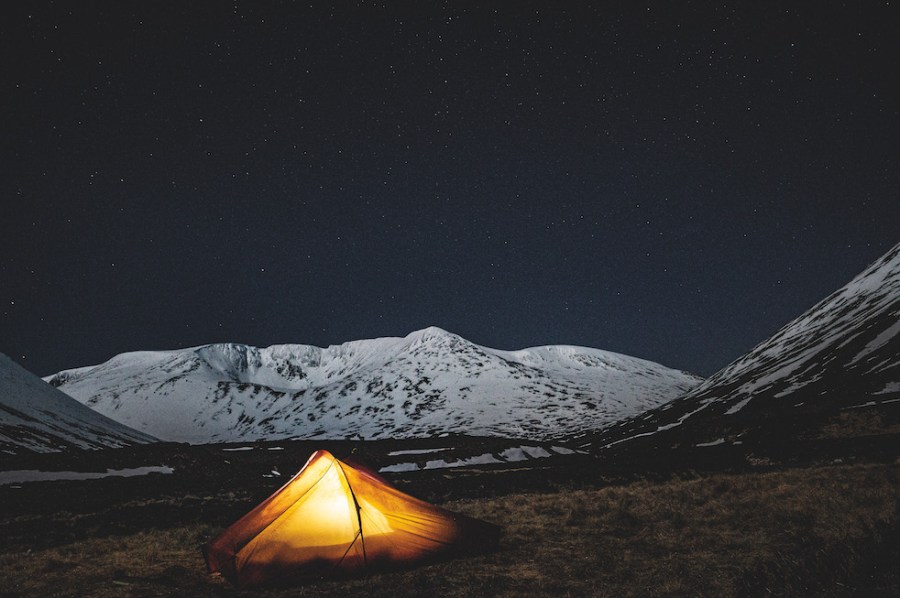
[204,450,500,587]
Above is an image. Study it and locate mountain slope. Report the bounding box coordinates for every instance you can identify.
[0,353,157,454]
[47,327,701,443]
[584,242,900,455]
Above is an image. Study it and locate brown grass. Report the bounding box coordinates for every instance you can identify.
[1,462,897,597]
[818,409,900,439]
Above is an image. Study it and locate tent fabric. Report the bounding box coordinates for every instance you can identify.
[204,450,500,587]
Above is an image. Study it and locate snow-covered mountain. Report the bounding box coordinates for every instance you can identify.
[586,241,900,452]
[47,327,701,443]
[0,353,156,454]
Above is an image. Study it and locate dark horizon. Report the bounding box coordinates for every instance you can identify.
[2,2,898,378]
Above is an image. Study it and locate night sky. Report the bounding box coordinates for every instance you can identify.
[2,2,898,379]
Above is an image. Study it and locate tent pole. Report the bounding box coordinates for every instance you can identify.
[337,462,367,566]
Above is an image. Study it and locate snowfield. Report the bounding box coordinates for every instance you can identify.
[47,327,701,443]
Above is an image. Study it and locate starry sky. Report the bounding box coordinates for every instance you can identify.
[2,2,898,378]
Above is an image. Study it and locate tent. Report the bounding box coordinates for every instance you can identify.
[204,450,500,587]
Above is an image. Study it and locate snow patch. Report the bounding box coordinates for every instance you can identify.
[725,397,753,415]
[387,447,449,456]
[423,453,503,469]
[695,438,725,447]
[500,445,552,461]
[874,382,900,395]
[379,462,420,473]
[850,316,900,365]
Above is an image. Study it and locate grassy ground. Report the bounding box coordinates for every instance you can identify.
[1,461,897,597]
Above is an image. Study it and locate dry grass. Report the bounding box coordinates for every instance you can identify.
[1,462,897,597]
[818,409,900,439]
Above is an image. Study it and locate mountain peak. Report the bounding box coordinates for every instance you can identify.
[48,332,701,444]
[414,325,453,336]
[404,326,458,343]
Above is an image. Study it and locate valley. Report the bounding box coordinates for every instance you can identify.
[1,242,898,596]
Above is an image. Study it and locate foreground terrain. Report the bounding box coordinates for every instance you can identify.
[0,439,897,597]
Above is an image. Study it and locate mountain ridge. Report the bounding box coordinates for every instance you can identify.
[581,241,900,454]
[47,327,702,443]
[0,353,157,453]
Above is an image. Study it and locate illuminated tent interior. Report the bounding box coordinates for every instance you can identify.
[204,450,501,587]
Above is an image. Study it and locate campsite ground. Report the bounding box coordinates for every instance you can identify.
[1,438,898,597]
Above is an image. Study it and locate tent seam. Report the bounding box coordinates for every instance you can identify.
[337,460,368,566]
